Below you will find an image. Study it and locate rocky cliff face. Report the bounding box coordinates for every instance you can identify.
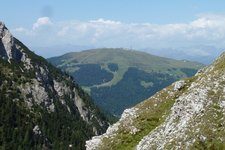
[0,22,23,62]
[0,22,108,150]
[86,51,225,149]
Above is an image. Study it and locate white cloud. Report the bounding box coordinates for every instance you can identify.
[12,14,225,53]
[32,17,52,30]
[89,18,121,25]
[13,27,34,36]
[14,27,26,32]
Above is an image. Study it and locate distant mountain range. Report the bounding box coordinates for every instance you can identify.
[48,48,204,116]
[142,45,224,65]
[31,44,94,58]
[0,22,109,149]
[31,44,223,65]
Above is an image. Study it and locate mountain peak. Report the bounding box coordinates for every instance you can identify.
[0,21,23,62]
[0,21,5,28]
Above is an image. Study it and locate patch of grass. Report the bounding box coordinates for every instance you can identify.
[95,64,128,88]
[192,140,225,150]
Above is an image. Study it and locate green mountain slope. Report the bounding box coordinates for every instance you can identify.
[48,48,204,116]
[86,50,225,150]
[0,22,109,150]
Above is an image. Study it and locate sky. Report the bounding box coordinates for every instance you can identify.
[1,0,225,61]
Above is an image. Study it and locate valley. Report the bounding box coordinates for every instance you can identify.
[1,1,225,149]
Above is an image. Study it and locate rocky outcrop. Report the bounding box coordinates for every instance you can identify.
[0,22,23,62]
[86,107,139,150]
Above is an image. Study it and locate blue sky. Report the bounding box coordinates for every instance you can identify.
[2,0,225,26]
[1,0,225,61]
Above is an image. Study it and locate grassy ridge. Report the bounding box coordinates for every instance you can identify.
[49,48,203,87]
[48,48,204,115]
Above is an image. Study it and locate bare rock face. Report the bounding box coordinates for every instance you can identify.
[174,80,185,91]
[0,22,23,62]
